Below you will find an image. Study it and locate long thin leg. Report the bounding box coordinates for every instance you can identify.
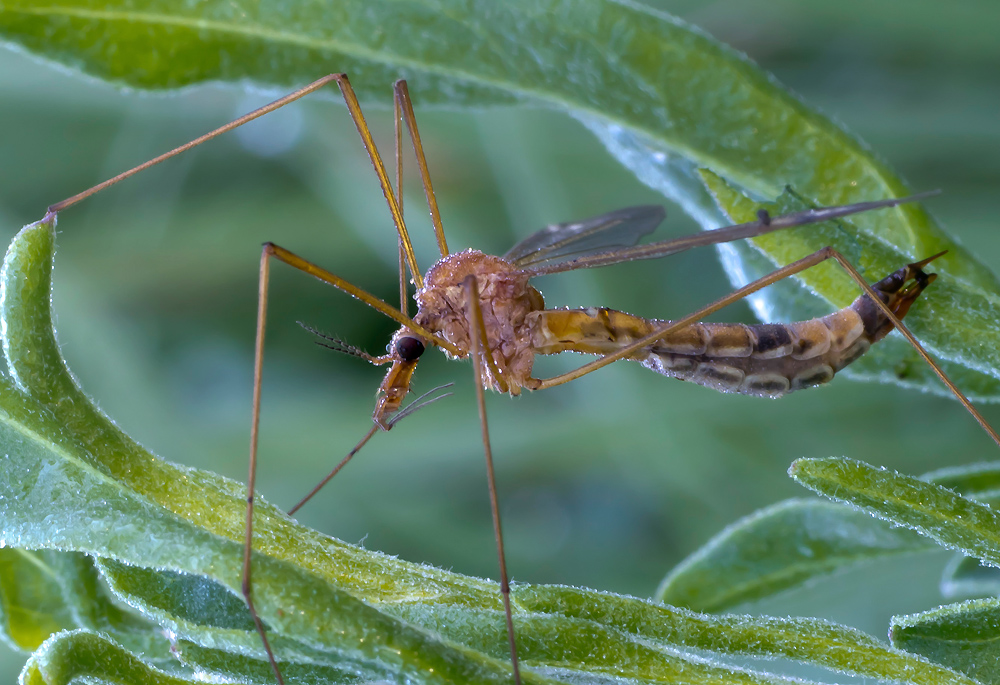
[237,79,463,684]
[46,72,426,308]
[48,75,344,215]
[287,381,457,515]
[829,250,999,446]
[243,248,285,685]
[47,73,428,292]
[331,74,424,289]
[261,243,461,356]
[532,247,1000,449]
[463,275,521,685]
[533,248,842,389]
[394,80,450,258]
[477,310,511,394]
[394,88,410,316]
[241,242,460,685]
[288,425,379,516]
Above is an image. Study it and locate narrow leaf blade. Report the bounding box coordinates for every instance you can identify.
[941,554,1000,600]
[22,631,199,685]
[891,597,1000,685]
[790,457,1000,566]
[0,550,77,653]
[522,586,978,685]
[656,499,932,612]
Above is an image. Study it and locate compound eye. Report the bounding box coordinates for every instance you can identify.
[395,336,425,362]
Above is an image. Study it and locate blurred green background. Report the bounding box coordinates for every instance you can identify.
[1,0,999,680]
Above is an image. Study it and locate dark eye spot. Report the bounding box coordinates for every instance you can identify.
[395,337,425,362]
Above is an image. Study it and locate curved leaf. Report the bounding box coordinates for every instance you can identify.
[95,559,399,683]
[940,554,1000,600]
[790,457,1000,567]
[99,558,978,685]
[96,559,256,634]
[522,586,974,685]
[1,0,997,393]
[659,468,1000,613]
[891,597,1000,685]
[922,462,1000,496]
[0,550,76,653]
[655,499,930,612]
[22,631,198,685]
[174,639,383,685]
[0,548,171,662]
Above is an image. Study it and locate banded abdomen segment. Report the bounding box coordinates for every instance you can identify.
[527,258,937,398]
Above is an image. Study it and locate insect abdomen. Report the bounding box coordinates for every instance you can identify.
[642,315,866,397]
[529,259,935,398]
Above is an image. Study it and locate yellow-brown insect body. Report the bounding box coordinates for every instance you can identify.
[373,357,420,429]
[414,249,545,393]
[528,260,936,398]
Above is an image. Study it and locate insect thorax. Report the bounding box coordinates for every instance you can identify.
[414,249,544,394]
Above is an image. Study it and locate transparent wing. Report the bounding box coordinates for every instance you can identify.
[516,191,941,277]
[504,205,665,268]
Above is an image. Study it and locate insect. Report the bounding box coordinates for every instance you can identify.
[42,74,1000,685]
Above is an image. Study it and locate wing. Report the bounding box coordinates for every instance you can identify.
[504,205,665,268]
[516,191,940,277]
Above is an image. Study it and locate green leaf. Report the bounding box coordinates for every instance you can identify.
[18,552,174,667]
[0,547,171,662]
[97,555,983,685]
[94,559,392,682]
[21,631,199,685]
[2,0,998,393]
[891,597,1000,685]
[789,457,1000,566]
[658,467,1000,613]
[941,554,1000,600]
[106,556,965,685]
[521,586,974,685]
[61,554,171,657]
[655,499,930,612]
[0,173,978,685]
[96,559,256,634]
[175,639,384,685]
[0,550,77,653]
[922,462,1000,496]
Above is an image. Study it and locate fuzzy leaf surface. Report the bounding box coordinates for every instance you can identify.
[656,499,931,612]
[790,457,1000,567]
[0,551,76,653]
[21,631,199,685]
[659,467,1000,613]
[891,597,1000,685]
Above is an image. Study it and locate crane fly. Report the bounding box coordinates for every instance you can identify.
[44,73,1000,685]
